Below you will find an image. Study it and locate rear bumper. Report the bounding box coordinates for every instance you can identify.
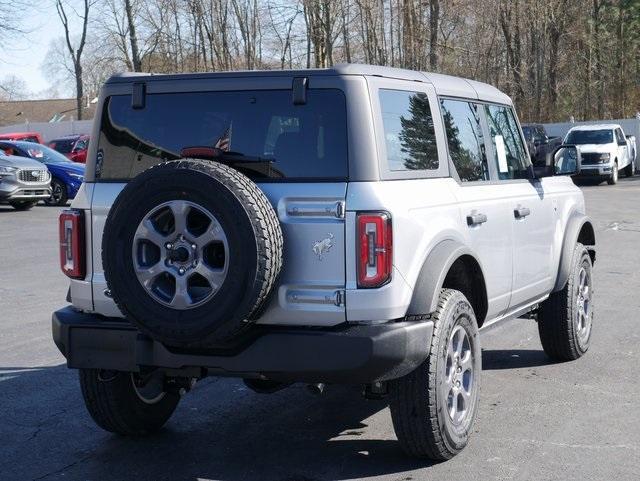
[52,306,433,383]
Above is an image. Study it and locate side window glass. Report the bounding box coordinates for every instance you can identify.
[485,105,530,180]
[440,99,489,182]
[379,89,439,171]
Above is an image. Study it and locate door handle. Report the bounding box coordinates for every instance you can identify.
[467,212,488,226]
[514,206,531,219]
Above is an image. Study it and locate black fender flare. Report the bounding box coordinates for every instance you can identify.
[406,239,485,316]
[553,212,596,292]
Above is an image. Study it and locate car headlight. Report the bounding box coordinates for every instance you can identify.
[597,153,610,163]
[0,166,18,175]
[69,173,84,181]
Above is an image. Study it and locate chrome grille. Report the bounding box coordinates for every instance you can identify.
[18,169,50,183]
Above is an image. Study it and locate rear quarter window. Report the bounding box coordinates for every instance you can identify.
[378,89,439,172]
[96,89,348,181]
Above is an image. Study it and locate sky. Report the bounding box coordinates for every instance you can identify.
[3,1,82,97]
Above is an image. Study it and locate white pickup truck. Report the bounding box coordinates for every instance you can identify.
[565,124,636,184]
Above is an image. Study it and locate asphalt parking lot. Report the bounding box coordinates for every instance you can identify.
[1,178,639,481]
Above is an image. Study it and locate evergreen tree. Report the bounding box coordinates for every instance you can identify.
[399,93,438,170]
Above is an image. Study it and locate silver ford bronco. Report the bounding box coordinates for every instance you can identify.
[52,64,596,460]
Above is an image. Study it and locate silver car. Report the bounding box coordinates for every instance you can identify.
[0,153,51,210]
[53,64,595,460]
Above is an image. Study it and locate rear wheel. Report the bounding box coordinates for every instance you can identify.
[45,178,68,206]
[389,289,481,460]
[9,200,37,211]
[607,161,618,184]
[624,158,635,177]
[79,369,180,435]
[538,243,593,361]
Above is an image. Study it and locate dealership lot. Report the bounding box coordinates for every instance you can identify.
[1,179,639,481]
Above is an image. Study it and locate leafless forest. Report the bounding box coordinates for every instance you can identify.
[4,0,640,123]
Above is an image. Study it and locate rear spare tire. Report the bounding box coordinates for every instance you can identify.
[102,159,283,347]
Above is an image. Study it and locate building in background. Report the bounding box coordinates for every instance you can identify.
[0,99,96,128]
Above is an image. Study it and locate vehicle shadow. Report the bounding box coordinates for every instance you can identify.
[0,204,45,213]
[574,175,640,187]
[0,365,431,481]
[482,348,553,370]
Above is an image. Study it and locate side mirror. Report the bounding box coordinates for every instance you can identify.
[553,145,581,176]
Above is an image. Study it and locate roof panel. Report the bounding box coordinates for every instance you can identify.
[422,72,478,100]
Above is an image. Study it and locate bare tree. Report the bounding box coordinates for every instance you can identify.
[429,0,440,70]
[0,0,30,46]
[55,0,93,120]
[0,75,29,100]
[124,0,143,71]
[24,0,640,123]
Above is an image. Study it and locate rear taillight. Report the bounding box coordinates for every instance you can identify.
[357,212,392,288]
[59,209,85,279]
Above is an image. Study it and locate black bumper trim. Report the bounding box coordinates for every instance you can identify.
[52,306,433,383]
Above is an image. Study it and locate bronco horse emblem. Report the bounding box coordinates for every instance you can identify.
[312,233,334,260]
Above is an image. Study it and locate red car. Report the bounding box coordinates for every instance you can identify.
[48,134,90,163]
[0,132,44,144]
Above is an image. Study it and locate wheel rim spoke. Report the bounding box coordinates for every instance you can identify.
[135,218,168,247]
[460,350,473,373]
[135,262,164,286]
[170,200,190,234]
[194,263,226,290]
[194,225,223,249]
[171,276,192,308]
[448,389,457,419]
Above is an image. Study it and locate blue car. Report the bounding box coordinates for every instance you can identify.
[0,140,85,206]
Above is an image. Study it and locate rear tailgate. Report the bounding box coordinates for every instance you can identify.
[256,183,346,326]
[89,182,347,326]
[85,80,350,327]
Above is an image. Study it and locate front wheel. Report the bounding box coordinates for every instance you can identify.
[389,289,481,460]
[79,369,180,435]
[607,162,619,185]
[538,243,593,361]
[45,178,68,206]
[9,200,37,211]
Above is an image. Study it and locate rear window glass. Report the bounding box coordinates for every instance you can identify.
[96,89,348,181]
[50,139,75,153]
[379,89,438,171]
